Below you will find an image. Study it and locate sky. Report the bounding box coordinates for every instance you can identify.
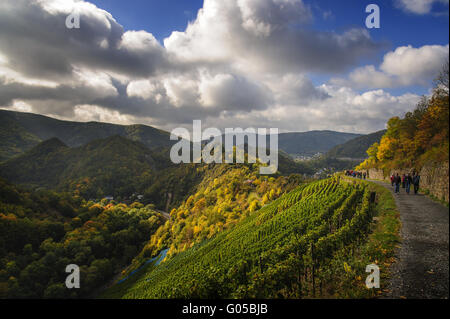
[0,0,448,134]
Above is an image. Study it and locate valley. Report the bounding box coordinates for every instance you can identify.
[0,82,447,299]
[0,110,380,299]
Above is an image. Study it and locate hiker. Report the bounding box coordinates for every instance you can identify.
[390,174,395,186]
[413,173,421,195]
[402,174,406,188]
[394,173,401,194]
[405,173,412,194]
[363,172,367,180]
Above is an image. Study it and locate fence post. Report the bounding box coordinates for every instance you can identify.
[370,192,376,203]
[311,242,315,297]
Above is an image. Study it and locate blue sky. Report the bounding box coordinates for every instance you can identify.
[89,0,449,96]
[0,0,448,133]
[90,0,204,41]
[89,0,448,47]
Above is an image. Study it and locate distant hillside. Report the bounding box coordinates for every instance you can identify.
[0,112,41,162]
[325,130,387,160]
[203,130,362,157]
[278,131,362,157]
[0,134,310,209]
[0,109,174,162]
[1,110,366,162]
[0,135,167,199]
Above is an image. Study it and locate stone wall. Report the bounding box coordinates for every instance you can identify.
[420,162,449,203]
[365,161,449,203]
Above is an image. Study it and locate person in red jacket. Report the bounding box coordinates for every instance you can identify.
[390,174,395,187]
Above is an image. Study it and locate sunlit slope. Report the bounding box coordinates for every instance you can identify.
[105,178,373,299]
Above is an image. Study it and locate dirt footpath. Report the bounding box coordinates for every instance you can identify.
[372,180,449,299]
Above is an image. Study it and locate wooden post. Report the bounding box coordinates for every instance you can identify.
[259,256,263,274]
[311,243,315,297]
[370,192,376,203]
[320,277,323,296]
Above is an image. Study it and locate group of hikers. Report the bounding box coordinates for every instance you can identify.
[390,172,421,195]
[345,170,367,180]
[344,169,421,195]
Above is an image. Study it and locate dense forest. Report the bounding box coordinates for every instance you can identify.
[0,136,168,201]
[358,63,449,172]
[325,130,387,160]
[0,178,165,298]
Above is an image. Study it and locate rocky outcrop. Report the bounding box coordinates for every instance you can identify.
[365,161,449,203]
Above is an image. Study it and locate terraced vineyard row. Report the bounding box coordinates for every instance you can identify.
[103,177,377,299]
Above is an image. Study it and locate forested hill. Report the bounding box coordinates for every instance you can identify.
[0,135,167,199]
[325,130,387,160]
[0,109,174,162]
[357,64,449,172]
[278,131,362,157]
[0,177,166,298]
[0,111,42,162]
[0,135,311,209]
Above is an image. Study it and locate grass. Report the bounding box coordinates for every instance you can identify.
[362,181,401,297]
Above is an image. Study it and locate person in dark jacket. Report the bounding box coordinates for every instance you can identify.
[402,174,406,188]
[413,173,420,195]
[394,173,401,194]
[405,173,412,194]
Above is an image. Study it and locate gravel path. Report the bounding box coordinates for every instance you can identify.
[372,180,449,299]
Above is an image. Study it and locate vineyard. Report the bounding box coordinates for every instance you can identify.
[103,177,399,299]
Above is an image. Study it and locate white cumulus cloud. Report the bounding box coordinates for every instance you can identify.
[334,44,449,89]
[0,0,440,134]
[395,0,449,14]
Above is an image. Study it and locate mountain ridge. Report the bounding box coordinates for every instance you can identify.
[0,135,163,198]
[1,110,367,161]
[0,109,174,162]
[324,130,387,160]
[278,130,362,157]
